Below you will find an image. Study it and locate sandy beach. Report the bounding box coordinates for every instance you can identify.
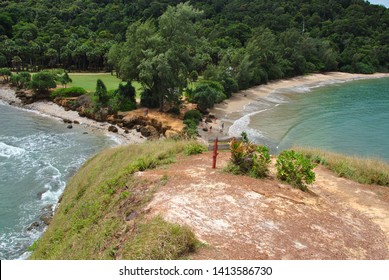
[206,72,389,140]
[0,85,145,145]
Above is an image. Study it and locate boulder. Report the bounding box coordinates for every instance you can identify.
[94,108,109,122]
[107,115,117,124]
[140,125,159,139]
[122,114,148,129]
[108,125,118,133]
[67,124,73,129]
[40,205,54,226]
[27,221,41,231]
[40,212,53,225]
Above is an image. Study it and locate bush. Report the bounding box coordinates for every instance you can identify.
[221,76,239,98]
[227,138,271,178]
[183,119,199,138]
[30,71,56,95]
[51,87,87,99]
[184,143,207,155]
[184,109,202,123]
[108,95,136,112]
[18,72,31,88]
[275,150,316,191]
[191,81,226,113]
[0,68,12,83]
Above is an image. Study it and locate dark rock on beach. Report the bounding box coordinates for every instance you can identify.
[40,205,54,225]
[108,125,118,133]
[27,221,41,231]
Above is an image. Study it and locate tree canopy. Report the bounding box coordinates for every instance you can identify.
[0,0,388,109]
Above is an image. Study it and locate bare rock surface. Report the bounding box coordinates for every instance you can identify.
[143,152,389,259]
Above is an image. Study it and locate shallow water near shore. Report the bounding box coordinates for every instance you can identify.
[0,102,115,259]
[229,77,389,162]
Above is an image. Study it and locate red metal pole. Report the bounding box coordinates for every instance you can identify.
[212,137,218,169]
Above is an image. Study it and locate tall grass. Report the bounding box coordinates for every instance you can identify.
[30,140,200,259]
[294,147,389,187]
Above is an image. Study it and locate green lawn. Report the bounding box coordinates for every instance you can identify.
[67,73,142,96]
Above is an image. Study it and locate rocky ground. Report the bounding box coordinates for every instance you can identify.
[141,152,389,260]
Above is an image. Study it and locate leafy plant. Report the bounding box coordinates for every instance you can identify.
[30,71,56,95]
[228,137,270,178]
[183,119,199,138]
[184,143,207,155]
[184,109,202,123]
[275,150,316,191]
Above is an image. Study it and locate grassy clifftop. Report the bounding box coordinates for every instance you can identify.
[30,140,201,260]
[29,139,389,259]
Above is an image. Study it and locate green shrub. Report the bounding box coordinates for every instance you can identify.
[191,81,226,112]
[183,119,199,138]
[0,68,12,83]
[228,138,271,178]
[30,71,56,95]
[184,143,207,155]
[275,150,316,191]
[51,87,87,99]
[108,94,136,113]
[18,72,31,88]
[184,109,202,123]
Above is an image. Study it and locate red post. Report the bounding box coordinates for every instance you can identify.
[212,137,218,169]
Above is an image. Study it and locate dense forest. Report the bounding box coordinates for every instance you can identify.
[1,0,388,110]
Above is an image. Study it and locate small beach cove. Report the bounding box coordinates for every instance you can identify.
[209,72,389,162]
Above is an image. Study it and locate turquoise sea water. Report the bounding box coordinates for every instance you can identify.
[0,102,115,259]
[229,77,389,162]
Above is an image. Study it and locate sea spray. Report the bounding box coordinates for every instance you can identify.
[0,103,115,259]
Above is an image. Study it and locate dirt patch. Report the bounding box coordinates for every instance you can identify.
[142,152,389,259]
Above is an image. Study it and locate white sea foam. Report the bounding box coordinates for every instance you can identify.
[0,142,25,158]
[229,109,269,140]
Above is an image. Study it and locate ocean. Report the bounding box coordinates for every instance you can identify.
[0,101,116,259]
[229,77,389,162]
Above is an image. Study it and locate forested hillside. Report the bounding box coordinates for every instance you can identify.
[1,0,388,108]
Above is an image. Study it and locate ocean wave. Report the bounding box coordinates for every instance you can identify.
[0,142,25,158]
[0,225,41,260]
[229,109,269,139]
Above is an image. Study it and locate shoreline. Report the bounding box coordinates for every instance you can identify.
[206,72,389,140]
[0,85,145,145]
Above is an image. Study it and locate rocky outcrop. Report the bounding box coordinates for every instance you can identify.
[52,96,184,140]
[122,112,178,140]
[15,90,45,104]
